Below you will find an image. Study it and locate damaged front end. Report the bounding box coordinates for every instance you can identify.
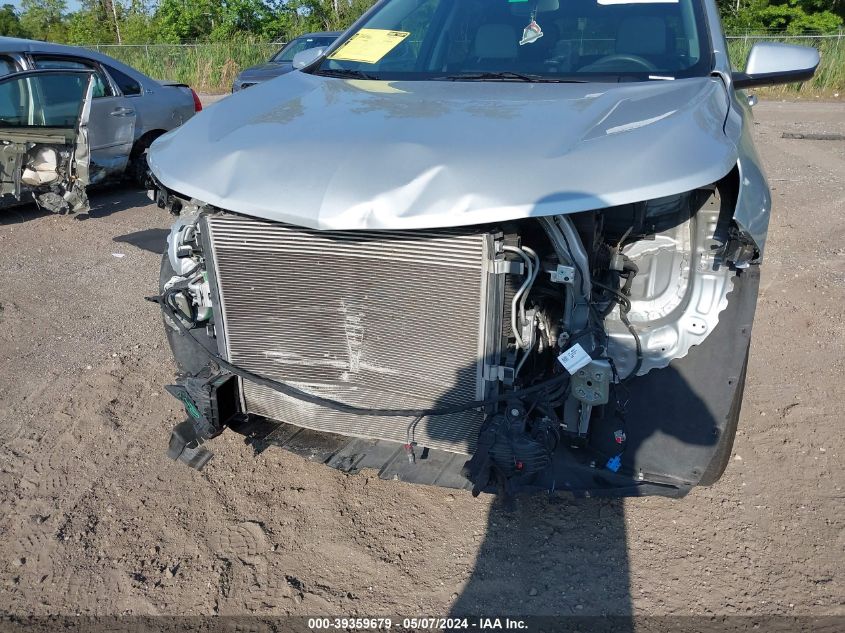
[154,169,758,499]
[0,70,93,214]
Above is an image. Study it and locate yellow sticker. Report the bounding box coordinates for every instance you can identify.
[346,80,407,94]
[328,29,410,65]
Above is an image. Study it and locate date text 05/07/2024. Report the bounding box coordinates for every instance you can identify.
[307,617,529,630]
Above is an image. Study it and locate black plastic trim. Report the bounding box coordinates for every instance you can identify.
[733,66,817,89]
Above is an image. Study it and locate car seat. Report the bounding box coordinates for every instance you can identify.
[470,24,519,71]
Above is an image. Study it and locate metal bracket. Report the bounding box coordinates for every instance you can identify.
[550,264,576,284]
[571,359,612,406]
[578,403,592,436]
[483,364,515,385]
[520,308,538,351]
[493,259,524,275]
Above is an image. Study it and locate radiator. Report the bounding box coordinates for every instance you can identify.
[205,214,504,455]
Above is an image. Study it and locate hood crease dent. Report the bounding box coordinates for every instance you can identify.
[148,73,739,231]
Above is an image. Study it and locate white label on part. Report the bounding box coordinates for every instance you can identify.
[558,343,592,375]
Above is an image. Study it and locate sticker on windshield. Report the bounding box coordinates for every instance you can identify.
[598,0,678,4]
[328,29,410,64]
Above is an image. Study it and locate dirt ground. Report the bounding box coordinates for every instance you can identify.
[0,100,843,621]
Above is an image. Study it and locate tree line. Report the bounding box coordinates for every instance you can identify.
[0,0,841,46]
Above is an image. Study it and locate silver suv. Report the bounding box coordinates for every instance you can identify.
[149,0,818,499]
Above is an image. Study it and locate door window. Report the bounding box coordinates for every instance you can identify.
[32,56,113,98]
[0,56,19,77]
[0,71,90,128]
[104,64,142,96]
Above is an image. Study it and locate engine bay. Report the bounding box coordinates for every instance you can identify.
[156,176,757,498]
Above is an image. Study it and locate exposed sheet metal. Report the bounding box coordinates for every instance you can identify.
[74,75,93,188]
[205,214,503,454]
[148,74,738,233]
[604,191,735,377]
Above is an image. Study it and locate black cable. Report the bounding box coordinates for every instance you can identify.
[620,261,639,296]
[592,281,642,380]
[619,309,643,380]
[155,297,569,418]
[405,415,423,445]
[162,285,198,328]
[592,280,632,313]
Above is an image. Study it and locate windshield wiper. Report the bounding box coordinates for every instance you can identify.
[313,68,379,80]
[435,71,586,83]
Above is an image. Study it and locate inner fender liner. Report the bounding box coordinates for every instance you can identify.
[589,266,760,487]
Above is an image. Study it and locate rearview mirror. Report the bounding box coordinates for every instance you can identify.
[292,47,326,70]
[733,42,819,89]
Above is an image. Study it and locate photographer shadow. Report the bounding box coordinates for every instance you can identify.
[432,362,727,623]
[443,284,756,621]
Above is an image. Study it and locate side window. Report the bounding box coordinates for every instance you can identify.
[32,56,113,98]
[0,55,19,77]
[286,39,316,58]
[104,64,142,96]
[0,72,89,127]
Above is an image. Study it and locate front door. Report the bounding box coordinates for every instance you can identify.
[30,55,136,181]
[0,69,93,213]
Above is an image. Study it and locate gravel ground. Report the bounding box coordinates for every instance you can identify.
[0,100,842,620]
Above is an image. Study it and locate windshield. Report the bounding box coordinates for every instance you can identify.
[315,0,711,82]
[273,35,338,62]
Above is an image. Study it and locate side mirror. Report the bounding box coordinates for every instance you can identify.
[292,47,326,70]
[733,42,819,90]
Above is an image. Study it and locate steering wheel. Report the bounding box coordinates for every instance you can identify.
[583,54,658,72]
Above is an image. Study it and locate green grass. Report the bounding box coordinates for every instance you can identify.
[86,36,844,95]
[86,40,279,92]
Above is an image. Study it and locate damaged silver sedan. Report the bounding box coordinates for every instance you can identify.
[0,38,201,213]
[148,0,818,498]
[0,69,94,214]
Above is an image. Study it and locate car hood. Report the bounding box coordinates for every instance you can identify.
[237,62,293,82]
[149,73,737,231]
